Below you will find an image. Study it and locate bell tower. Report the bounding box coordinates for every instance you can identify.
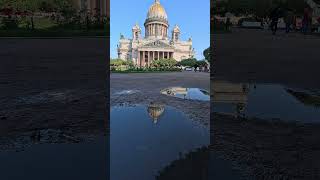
[172,25,180,42]
[132,23,141,40]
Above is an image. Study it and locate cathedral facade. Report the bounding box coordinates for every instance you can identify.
[117,0,195,67]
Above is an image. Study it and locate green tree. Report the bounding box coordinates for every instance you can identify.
[179,58,197,67]
[14,0,43,30]
[110,58,127,66]
[151,58,177,69]
[196,60,208,67]
[52,0,76,24]
[203,47,211,63]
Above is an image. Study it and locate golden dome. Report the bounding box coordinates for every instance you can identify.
[147,102,165,123]
[147,0,168,20]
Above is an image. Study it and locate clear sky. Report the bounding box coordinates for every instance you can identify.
[110,0,210,60]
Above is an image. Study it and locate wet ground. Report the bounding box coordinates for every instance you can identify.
[161,87,210,101]
[212,29,320,179]
[212,80,320,179]
[213,81,320,123]
[0,136,107,180]
[110,72,212,179]
[110,72,210,125]
[111,104,209,180]
[0,38,109,180]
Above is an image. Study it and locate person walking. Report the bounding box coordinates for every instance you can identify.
[302,7,310,34]
[284,9,294,33]
[225,17,231,31]
[270,7,281,35]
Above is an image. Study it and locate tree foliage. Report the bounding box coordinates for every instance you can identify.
[151,58,177,68]
[215,0,307,17]
[203,47,211,62]
[196,60,208,67]
[110,58,133,66]
[179,58,197,67]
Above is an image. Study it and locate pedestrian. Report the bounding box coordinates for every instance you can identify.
[270,7,281,35]
[302,7,310,34]
[225,17,231,31]
[284,9,294,33]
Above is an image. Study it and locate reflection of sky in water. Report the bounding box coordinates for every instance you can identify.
[111,105,209,180]
[162,88,210,101]
[0,136,108,180]
[214,83,320,123]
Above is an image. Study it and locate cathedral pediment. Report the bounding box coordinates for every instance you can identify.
[141,40,173,49]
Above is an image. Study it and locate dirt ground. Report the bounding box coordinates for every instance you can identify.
[0,38,108,149]
[110,72,210,126]
[213,28,320,89]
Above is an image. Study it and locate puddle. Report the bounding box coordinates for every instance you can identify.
[0,135,108,180]
[213,81,320,123]
[114,90,140,95]
[160,87,210,101]
[111,103,209,180]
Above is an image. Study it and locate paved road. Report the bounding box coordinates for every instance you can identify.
[214,28,320,88]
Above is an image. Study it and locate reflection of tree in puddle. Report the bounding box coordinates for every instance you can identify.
[286,89,320,108]
[156,146,209,180]
[147,102,165,124]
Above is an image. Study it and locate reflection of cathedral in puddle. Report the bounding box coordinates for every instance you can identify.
[212,81,250,117]
[162,87,188,98]
[147,102,165,124]
[163,87,187,95]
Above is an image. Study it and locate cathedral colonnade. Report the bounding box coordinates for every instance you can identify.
[145,23,168,38]
[137,50,174,67]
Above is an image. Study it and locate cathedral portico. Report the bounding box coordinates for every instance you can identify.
[136,50,174,67]
[117,0,195,67]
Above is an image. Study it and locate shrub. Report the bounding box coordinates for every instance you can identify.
[1,17,18,29]
[151,58,177,69]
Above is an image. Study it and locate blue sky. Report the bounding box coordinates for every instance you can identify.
[110,0,210,60]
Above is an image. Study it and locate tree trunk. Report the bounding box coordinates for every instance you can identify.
[31,15,34,30]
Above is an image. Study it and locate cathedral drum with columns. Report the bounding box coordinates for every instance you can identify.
[117,0,195,67]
